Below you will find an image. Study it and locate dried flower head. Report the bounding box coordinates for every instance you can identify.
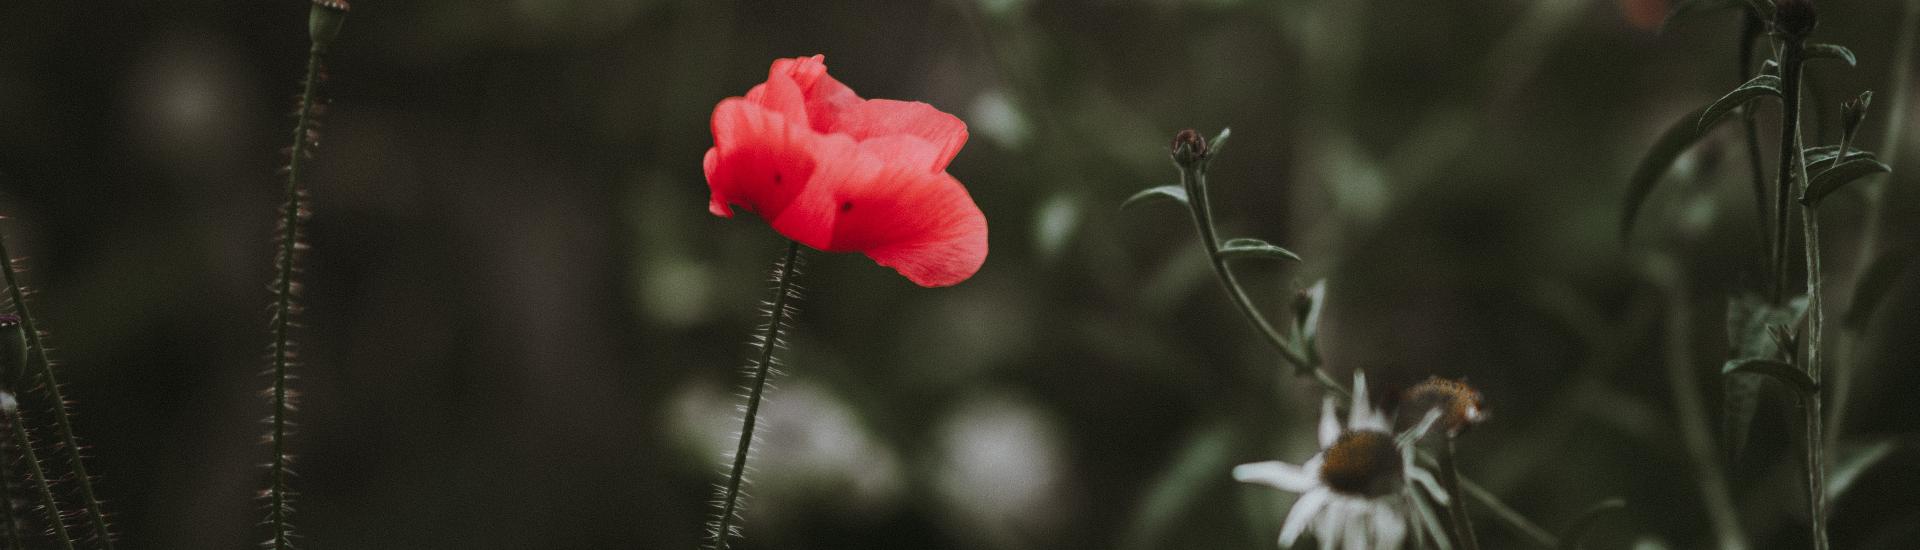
[1170,128,1209,168]
[1401,376,1486,436]
[1774,0,1818,40]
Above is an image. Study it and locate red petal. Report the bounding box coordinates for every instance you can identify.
[805,136,987,287]
[828,99,968,172]
[770,55,861,132]
[705,98,823,237]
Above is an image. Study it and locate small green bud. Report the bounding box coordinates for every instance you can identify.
[1773,0,1817,41]
[1170,128,1209,169]
[309,0,351,51]
[1842,90,1873,143]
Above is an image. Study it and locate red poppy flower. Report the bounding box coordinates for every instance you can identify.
[704,55,988,287]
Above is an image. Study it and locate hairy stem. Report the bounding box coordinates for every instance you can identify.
[0,229,113,548]
[709,241,803,549]
[266,42,326,550]
[1439,437,1480,550]
[1176,161,1349,400]
[6,410,72,550]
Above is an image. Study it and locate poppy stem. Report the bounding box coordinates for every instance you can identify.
[710,240,804,549]
[264,35,329,550]
[6,408,74,550]
[1174,157,1348,401]
[1438,437,1480,550]
[0,224,113,548]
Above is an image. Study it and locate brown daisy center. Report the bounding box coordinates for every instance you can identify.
[1319,430,1401,496]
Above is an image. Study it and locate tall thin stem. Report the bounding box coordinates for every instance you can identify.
[0,402,24,550]
[6,410,71,550]
[709,241,803,549]
[1772,40,1805,304]
[1438,437,1480,550]
[0,229,113,548]
[1794,108,1832,550]
[266,40,326,550]
[1175,161,1348,400]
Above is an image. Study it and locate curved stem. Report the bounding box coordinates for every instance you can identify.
[1439,437,1480,550]
[1454,475,1555,548]
[1177,163,1348,400]
[710,241,803,549]
[266,42,326,550]
[0,226,113,548]
[7,410,72,550]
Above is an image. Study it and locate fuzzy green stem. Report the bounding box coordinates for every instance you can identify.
[0,230,113,548]
[1175,161,1349,400]
[709,241,803,549]
[1794,116,1831,550]
[1439,437,1480,550]
[266,42,326,550]
[7,410,72,550]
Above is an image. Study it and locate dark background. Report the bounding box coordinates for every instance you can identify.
[0,0,1917,548]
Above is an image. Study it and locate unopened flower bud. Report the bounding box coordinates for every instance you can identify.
[1842,91,1873,143]
[1401,377,1486,436]
[1170,129,1209,168]
[1773,0,1818,41]
[310,0,351,51]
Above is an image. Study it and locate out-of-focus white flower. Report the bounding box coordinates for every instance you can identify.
[1234,372,1450,550]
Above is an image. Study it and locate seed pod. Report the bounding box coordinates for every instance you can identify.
[1170,129,1209,168]
[1774,0,1818,41]
[1401,376,1487,436]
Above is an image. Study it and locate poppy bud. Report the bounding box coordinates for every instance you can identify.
[1170,129,1209,168]
[1842,91,1873,143]
[309,0,350,50]
[0,314,24,398]
[1400,377,1486,436]
[1773,0,1817,41]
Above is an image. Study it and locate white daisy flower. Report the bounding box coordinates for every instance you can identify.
[1234,372,1451,550]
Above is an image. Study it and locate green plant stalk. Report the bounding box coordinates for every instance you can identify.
[1174,161,1348,400]
[1739,10,1772,258]
[1772,40,1805,305]
[1649,258,1748,550]
[266,42,326,550]
[1829,0,1919,450]
[0,232,113,548]
[1438,436,1480,550]
[1794,116,1832,550]
[1454,476,1555,548]
[7,410,72,550]
[709,241,803,549]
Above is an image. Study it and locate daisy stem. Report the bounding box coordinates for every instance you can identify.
[0,226,113,548]
[1175,160,1349,401]
[710,240,803,549]
[1438,437,1479,550]
[6,409,73,550]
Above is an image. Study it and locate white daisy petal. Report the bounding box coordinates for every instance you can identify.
[1319,397,1341,447]
[1235,461,1319,493]
[1345,512,1369,550]
[1413,496,1455,550]
[1317,500,1344,550]
[1398,409,1442,446]
[1407,466,1450,505]
[1281,488,1331,545]
[1373,505,1407,550]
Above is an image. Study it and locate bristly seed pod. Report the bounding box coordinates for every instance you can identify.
[1773,0,1818,41]
[309,0,351,51]
[1401,377,1486,436]
[1170,128,1209,169]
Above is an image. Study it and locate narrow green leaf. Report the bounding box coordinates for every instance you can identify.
[1827,439,1899,502]
[1698,75,1783,133]
[1556,498,1627,550]
[1844,250,1912,329]
[1724,296,1805,460]
[1121,185,1188,210]
[1623,104,1726,237]
[1661,0,1747,31]
[1801,158,1893,205]
[1209,127,1232,157]
[1216,238,1301,262]
[1722,358,1818,396]
[1805,43,1859,67]
[1803,145,1877,173]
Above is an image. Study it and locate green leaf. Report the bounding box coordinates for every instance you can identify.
[1209,127,1232,157]
[1661,0,1747,31]
[1698,75,1783,133]
[1556,498,1627,550]
[1623,104,1728,237]
[1722,358,1818,396]
[1828,439,1899,502]
[1121,185,1188,210]
[1216,238,1301,262]
[1724,296,1805,459]
[1801,158,1892,205]
[1803,145,1877,173]
[1804,43,1859,67]
[1119,424,1234,550]
[1845,250,1911,329]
